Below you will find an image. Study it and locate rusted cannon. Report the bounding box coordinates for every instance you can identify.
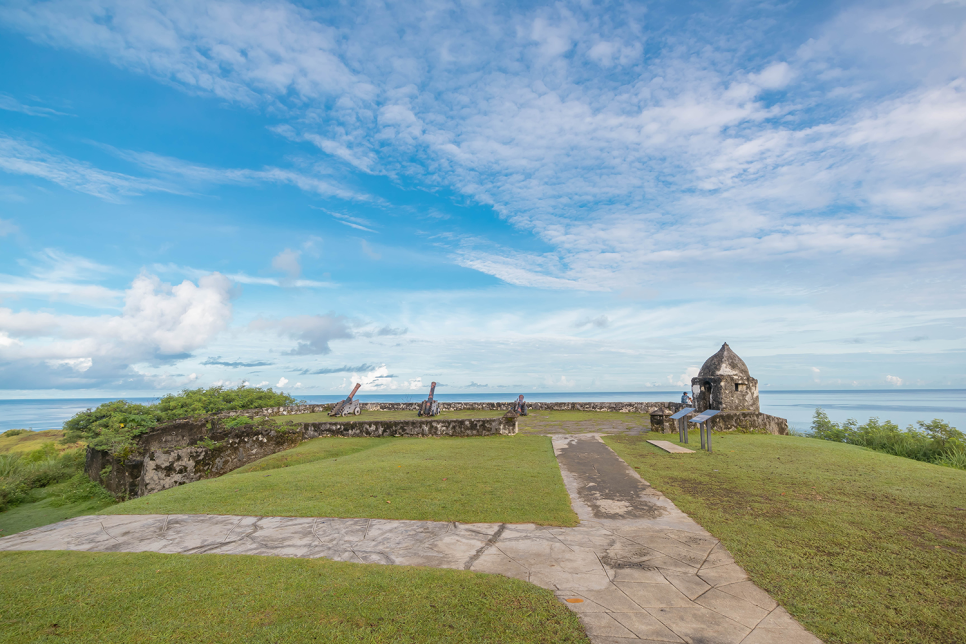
[329,383,362,417]
[418,381,441,417]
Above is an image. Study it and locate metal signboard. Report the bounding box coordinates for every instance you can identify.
[689,409,721,424]
[670,408,694,420]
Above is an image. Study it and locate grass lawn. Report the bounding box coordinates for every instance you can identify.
[0,489,113,538]
[604,432,966,644]
[0,550,588,644]
[0,429,81,454]
[100,434,579,526]
[0,476,116,537]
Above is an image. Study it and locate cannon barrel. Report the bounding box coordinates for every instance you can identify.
[427,381,437,401]
[347,383,362,400]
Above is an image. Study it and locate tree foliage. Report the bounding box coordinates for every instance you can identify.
[63,386,301,454]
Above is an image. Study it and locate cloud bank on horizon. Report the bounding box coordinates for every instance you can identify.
[0,0,963,396]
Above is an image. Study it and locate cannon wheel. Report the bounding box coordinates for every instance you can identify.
[353,406,361,416]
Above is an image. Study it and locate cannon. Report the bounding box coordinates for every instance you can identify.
[509,394,528,416]
[329,383,362,417]
[417,381,441,417]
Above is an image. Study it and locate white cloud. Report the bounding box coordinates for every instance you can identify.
[46,357,93,372]
[257,381,269,387]
[669,367,699,388]
[885,375,903,386]
[0,218,17,237]
[276,377,289,388]
[152,263,335,289]
[750,62,794,90]
[0,332,21,348]
[0,135,177,202]
[250,314,353,355]
[0,93,68,117]
[0,272,234,388]
[271,249,301,286]
[405,377,423,390]
[351,365,391,390]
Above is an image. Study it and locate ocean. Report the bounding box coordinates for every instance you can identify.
[1,390,964,434]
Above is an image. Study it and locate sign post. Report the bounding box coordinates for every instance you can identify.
[688,410,721,453]
[670,408,694,444]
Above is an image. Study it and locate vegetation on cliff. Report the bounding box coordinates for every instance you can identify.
[810,408,966,469]
[63,386,301,455]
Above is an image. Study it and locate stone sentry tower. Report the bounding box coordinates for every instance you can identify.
[691,342,760,413]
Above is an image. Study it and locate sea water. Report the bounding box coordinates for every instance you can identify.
[1,390,964,434]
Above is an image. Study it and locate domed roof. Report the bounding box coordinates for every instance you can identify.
[698,343,751,378]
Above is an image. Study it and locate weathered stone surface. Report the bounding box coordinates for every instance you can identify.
[707,411,788,435]
[297,417,517,438]
[685,343,791,435]
[691,343,760,414]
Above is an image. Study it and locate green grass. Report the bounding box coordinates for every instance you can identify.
[604,432,966,644]
[0,475,116,537]
[0,550,588,644]
[0,429,79,454]
[100,435,579,526]
[518,410,650,433]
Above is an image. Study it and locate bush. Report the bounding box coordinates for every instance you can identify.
[0,447,87,512]
[223,416,254,429]
[50,472,116,507]
[63,386,301,455]
[1,429,29,437]
[810,408,965,469]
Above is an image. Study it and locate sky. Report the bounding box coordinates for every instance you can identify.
[0,0,964,399]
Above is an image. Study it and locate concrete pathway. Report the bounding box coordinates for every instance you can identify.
[0,434,820,644]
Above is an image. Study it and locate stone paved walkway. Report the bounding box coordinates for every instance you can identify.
[0,434,820,644]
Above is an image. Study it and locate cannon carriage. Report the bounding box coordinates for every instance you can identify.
[329,383,363,417]
[418,381,441,417]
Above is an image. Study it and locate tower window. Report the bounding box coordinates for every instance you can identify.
[735,383,746,392]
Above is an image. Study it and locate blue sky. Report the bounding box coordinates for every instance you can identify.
[0,0,963,398]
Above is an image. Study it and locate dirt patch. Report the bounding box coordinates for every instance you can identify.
[556,439,666,520]
[520,420,649,435]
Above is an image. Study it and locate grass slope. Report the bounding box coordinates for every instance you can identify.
[605,432,966,644]
[0,550,588,644]
[101,435,579,526]
[0,430,80,454]
[0,477,115,537]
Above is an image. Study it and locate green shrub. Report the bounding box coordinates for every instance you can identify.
[50,472,117,507]
[1,429,29,437]
[223,416,254,429]
[936,443,966,470]
[0,448,89,512]
[0,454,23,479]
[810,409,964,470]
[63,386,301,455]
